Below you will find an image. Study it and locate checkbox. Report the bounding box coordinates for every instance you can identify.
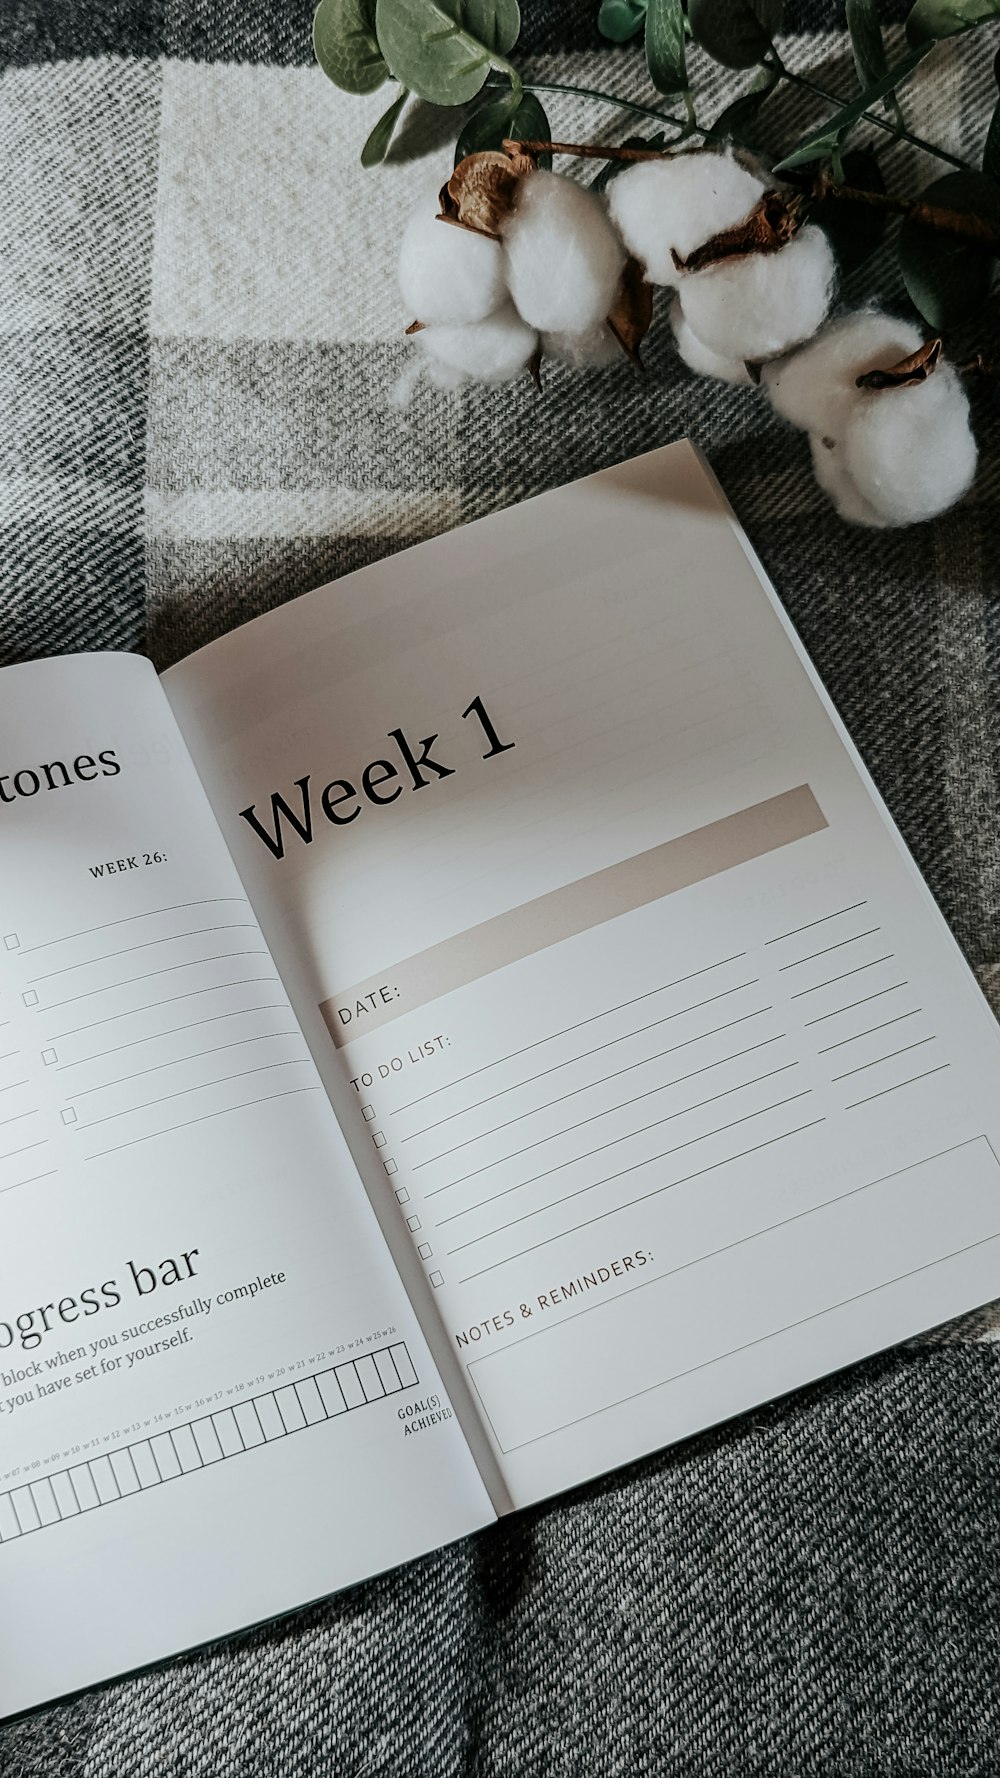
[383,1158,397,1176]
[430,1272,444,1288]
[3,934,19,951]
[372,1130,387,1148]
[22,989,38,1008]
[361,1104,376,1121]
[41,1048,57,1067]
[406,1215,421,1232]
[61,1107,77,1126]
[395,1187,410,1205]
[417,1242,433,1259]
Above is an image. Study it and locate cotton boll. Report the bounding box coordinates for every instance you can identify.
[762,310,924,438]
[542,322,620,367]
[842,367,977,526]
[670,295,753,385]
[680,226,836,364]
[607,154,765,286]
[416,304,538,387]
[810,434,887,528]
[399,207,507,325]
[502,170,626,334]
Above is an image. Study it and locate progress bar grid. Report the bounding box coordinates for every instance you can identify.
[0,1341,417,1544]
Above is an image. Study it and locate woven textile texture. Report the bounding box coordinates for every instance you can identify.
[2,3,1000,1773]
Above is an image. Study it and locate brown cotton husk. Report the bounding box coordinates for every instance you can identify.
[438,149,537,241]
[606,256,654,365]
[672,188,807,274]
[855,337,942,390]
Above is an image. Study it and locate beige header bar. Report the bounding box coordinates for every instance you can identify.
[321,785,826,1047]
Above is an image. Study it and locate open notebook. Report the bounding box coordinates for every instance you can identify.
[3,441,999,1719]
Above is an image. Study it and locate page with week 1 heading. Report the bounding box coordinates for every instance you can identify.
[164,441,1000,1510]
[0,654,493,1722]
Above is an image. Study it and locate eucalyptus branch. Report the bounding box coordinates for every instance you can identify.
[770,54,973,172]
[519,79,703,140]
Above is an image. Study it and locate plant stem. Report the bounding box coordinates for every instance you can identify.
[773,58,972,171]
[813,175,1000,247]
[520,78,703,139]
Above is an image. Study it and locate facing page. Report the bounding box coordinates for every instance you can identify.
[0,654,492,1722]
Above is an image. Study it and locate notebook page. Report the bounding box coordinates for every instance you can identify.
[0,654,492,1722]
[164,441,1000,1509]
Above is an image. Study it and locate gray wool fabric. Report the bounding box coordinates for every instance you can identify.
[2,3,1000,1773]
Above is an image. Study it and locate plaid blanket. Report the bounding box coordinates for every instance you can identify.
[2,3,999,1772]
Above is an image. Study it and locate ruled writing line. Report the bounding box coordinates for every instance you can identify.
[427,1062,801,1199]
[846,1064,951,1111]
[414,1033,787,1172]
[830,1035,936,1083]
[816,1009,920,1054]
[765,902,868,945]
[47,974,281,1043]
[393,951,750,1116]
[56,1003,290,1070]
[778,928,880,971]
[44,950,270,1012]
[67,1029,301,1098]
[27,923,259,984]
[84,1084,323,1160]
[18,898,250,956]
[457,1116,824,1284]
[802,983,906,1028]
[444,1091,814,1243]
[79,1058,310,1130]
[402,1003,774,1143]
[790,955,893,1000]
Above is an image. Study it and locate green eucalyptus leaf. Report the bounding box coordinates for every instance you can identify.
[506,90,551,164]
[705,65,779,146]
[454,91,518,160]
[899,168,1000,326]
[374,0,520,107]
[906,0,1000,41]
[589,132,669,192]
[688,0,783,70]
[812,146,887,273]
[597,0,647,41]
[313,0,388,94]
[773,44,928,169]
[846,0,887,87]
[645,0,687,93]
[454,88,550,164]
[361,85,409,164]
[984,45,1000,182]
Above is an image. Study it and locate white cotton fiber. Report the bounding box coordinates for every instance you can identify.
[607,153,765,286]
[762,309,924,438]
[842,367,977,526]
[398,206,508,325]
[670,295,752,385]
[680,225,836,364]
[542,321,621,367]
[810,434,886,528]
[416,303,538,388]
[502,170,626,334]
